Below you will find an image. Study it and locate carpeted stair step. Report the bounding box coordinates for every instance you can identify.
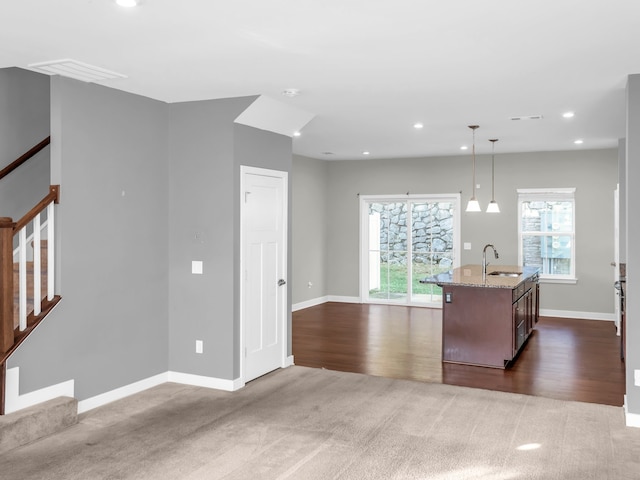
[0,396,77,454]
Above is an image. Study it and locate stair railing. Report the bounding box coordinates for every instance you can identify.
[1,138,58,415]
[0,185,60,357]
[0,137,50,182]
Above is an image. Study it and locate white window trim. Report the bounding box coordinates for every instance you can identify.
[517,187,577,283]
[359,193,461,307]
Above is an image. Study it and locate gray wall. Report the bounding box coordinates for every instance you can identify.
[292,155,329,305]
[0,68,50,220]
[292,148,618,315]
[619,138,627,264]
[167,99,293,381]
[9,77,170,400]
[625,75,640,415]
[167,98,251,381]
[7,78,294,402]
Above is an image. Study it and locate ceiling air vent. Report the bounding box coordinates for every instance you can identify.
[510,115,543,121]
[27,59,127,82]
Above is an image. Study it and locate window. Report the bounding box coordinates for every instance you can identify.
[517,188,576,283]
[360,194,460,306]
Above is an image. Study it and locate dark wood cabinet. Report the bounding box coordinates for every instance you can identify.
[442,272,539,369]
[513,294,527,354]
[513,273,538,358]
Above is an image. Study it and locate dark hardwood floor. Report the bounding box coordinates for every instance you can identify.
[292,302,626,406]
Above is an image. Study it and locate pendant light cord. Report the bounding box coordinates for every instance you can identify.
[491,142,495,200]
[469,125,479,199]
[490,138,498,201]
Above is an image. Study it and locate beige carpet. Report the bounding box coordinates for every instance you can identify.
[1,366,639,479]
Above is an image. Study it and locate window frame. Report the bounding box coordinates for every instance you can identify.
[517,187,577,284]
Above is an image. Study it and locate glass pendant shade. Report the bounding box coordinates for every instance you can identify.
[466,198,481,212]
[486,138,500,213]
[466,125,480,212]
[486,200,500,213]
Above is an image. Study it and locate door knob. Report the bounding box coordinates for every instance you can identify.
[278,279,286,286]
[611,262,617,267]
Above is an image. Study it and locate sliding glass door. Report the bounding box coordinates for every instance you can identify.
[361,194,460,307]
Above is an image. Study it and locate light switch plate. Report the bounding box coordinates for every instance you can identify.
[192,261,203,274]
[464,242,471,250]
[635,369,640,386]
[196,340,203,354]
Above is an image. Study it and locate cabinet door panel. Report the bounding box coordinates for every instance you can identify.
[442,286,512,367]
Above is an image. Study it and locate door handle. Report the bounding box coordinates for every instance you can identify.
[278,279,286,286]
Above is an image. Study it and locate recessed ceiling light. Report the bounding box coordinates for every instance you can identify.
[574,139,584,145]
[414,123,424,129]
[563,112,575,118]
[116,0,139,7]
[362,151,370,155]
[460,146,468,151]
[293,131,301,137]
[282,88,300,98]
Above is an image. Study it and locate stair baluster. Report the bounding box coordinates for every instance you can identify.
[46,202,55,302]
[33,214,41,317]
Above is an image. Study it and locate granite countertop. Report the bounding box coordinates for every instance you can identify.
[420,264,540,289]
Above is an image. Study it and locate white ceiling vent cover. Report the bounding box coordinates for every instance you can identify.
[510,114,543,121]
[27,59,127,82]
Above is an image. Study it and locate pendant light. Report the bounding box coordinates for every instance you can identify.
[486,138,500,213]
[465,125,481,212]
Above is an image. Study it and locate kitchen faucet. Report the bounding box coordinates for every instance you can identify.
[482,244,499,277]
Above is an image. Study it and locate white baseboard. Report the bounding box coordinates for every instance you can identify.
[540,309,615,322]
[293,295,361,311]
[5,369,248,415]
[167,371,242,392]
[292,296,329,312]
[624,395,640,428]
[327,295,361,304]
[77,372,168,414]
[4,367,75,415]
[293,299,614,322]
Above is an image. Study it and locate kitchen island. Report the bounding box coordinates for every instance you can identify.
[422,265,540,369]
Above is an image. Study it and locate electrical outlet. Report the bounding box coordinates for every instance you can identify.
[308,281,313,288]
[635,369,640,387]
[196,340,203,354]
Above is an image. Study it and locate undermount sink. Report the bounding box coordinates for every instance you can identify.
[488,271,521,277]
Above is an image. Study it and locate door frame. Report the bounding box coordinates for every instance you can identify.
[614,184,621,334]
[239,165,289,385]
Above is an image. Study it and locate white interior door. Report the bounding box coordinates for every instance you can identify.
[241,166,288,383]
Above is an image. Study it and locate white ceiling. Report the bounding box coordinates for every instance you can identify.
[2,0,639,160]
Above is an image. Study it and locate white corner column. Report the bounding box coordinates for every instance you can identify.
[625,74,640,426]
